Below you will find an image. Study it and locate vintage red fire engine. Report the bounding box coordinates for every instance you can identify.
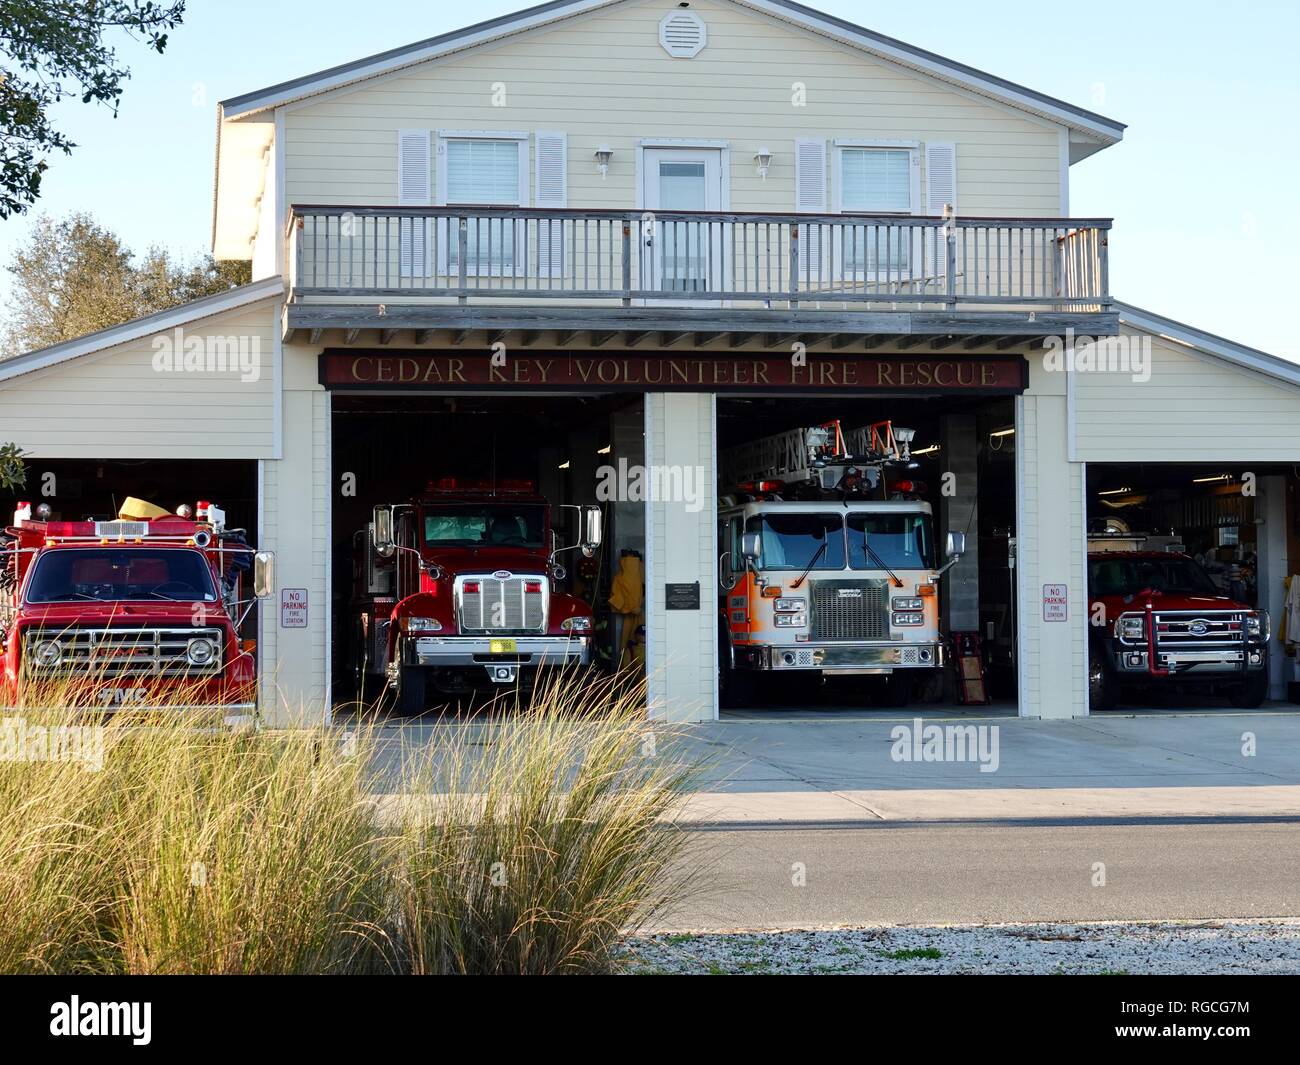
[0,498,273,713]
[351,478,602,712]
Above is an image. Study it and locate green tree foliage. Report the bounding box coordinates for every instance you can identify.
[4,212,252,354]
[0,1,186,217]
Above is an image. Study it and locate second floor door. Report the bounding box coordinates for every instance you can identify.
[640,147,725,299]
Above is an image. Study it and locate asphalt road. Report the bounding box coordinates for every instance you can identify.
[659,819,1300,930]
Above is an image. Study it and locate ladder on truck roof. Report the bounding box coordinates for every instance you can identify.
[720,420,906,490]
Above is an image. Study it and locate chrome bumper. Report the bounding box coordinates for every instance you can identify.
[412,635,590,668]
[740,643,943,672]
[1112,646,1267,675]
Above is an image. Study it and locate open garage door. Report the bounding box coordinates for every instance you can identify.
[329,392,646,715]
[715,394,1018,715]
[1085,463,1299,711]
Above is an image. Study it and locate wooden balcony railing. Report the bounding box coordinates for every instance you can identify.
[286,205,1110,310]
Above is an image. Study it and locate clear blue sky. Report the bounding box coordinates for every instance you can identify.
[4,0,1297,360]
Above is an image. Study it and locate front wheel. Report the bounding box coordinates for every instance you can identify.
[396,663,427,716]
[1089,647,1119,711]
[718,637,756,708]
[1228,669,1269,709]
[881,670,914,708]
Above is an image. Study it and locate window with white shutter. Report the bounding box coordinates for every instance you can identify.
[398,129,431,278]
[436,132,529,277]
[923,142,957,281]
[535,132,567,278]
[794,138,827,285]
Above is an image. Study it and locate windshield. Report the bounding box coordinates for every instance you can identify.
[25,548,218,604]
[1088,557,1220,597]
[848,513,936,570]
[423,505,546,548]
[755,514,845,571]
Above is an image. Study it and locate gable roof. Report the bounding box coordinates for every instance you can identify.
[0,277,283,385]
[1116,301,1300,390]
[219,0,1125,152]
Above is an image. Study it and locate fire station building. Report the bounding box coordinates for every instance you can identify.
[3,0,1299,724]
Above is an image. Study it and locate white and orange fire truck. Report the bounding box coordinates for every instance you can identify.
[0,498,273,714]
[717,421,964,706]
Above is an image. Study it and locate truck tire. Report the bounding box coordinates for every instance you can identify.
[882,670,914,708]
[719,635,756,708]
[396,664,427,716]
[1088,648,1119,711]
[1228,670,1269,709]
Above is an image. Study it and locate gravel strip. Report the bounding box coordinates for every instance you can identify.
[619,919,1300,974]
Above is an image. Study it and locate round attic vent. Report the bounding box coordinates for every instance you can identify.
[659,10,707,58]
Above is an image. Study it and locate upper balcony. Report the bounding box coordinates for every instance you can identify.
[283,205,1115,347]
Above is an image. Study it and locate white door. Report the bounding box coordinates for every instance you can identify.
[641,148,725,298]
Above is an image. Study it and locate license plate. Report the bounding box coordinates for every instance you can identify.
[97,687,147,707]
[488,638,517,654]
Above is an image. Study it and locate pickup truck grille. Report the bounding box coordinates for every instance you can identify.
[457,575,547,633]
[22,627,225,677]
[1151,610,1246,652]
[810,580,889,640]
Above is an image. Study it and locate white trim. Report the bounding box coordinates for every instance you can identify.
[256,457,266,722]
[1065,362,1076,462]
[1058,126,1070,216]
[833,137,920,149]
[435,128,529,141]
[707,391,720,722]
[272,301,284,461]
[323,390,333,727]
[1014,393,1029,718]
[637,137,730,149]
[643,396,656,720]
[1078,458,1089,717]
[273,108,286,277]
[0,277,285,384]
[830,143,920,214]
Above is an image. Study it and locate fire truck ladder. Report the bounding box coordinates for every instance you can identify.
[720,420,906,491]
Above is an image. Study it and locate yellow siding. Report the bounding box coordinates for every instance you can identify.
[0,300,278,459]
[1072,327,1300,463]
[281,0,1063,217]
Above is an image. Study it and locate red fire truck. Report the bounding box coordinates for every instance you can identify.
[1087,532,1269,710]
[351,478,602,713]
[1,498,273,715]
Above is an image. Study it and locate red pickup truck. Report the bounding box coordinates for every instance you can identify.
[1088,549,1269,710]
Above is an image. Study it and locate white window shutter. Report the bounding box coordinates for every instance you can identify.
[923,142,956,281]
[535,132,566,277]
[398,129,431,278]
[794,138,827,283]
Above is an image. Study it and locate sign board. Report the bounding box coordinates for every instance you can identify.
[319,350,1029,396]
[280,588,309,628]
[665,582,701,610]
[1042,584,1068,622]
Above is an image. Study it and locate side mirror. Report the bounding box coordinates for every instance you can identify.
[581,505,603,550]
[946,531,966,559]
[372,505,395,557]
[253,551,275,599]
[741,531,761,561]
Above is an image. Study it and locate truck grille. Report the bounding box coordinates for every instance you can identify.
[23,627,225,677]
[810,580,889,640]
[457,575,547,633]
[1151,610,1246,652]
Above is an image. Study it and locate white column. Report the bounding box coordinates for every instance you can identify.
[1016,359,1088,718]
[644,392,717,723]
[258,387,331,726]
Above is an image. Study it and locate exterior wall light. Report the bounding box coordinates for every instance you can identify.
[594,146,613,179]
[754,147,772,180]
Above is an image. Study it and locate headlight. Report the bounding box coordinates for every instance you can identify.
[33,639,62,668]
[561,616,592,632]
[186,637,217,666]
[891,612,923,626]
[773,614,806,628]
[1117,616,1145,640]
[891,597,923,611]
[773,597,806,612]
[1247,611,1269,638]
[404,617,442,632]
